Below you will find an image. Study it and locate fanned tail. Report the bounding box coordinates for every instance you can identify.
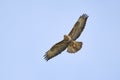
[67,41,82,53]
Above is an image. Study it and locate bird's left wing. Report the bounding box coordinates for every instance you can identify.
[44,35,71,61]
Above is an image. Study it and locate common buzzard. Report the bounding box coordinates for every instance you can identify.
[44,14,88,61]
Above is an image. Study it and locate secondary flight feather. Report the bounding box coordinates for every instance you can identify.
[44,14,88,61]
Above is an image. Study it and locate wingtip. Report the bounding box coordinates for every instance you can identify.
[81,13,89,18]
[44,53,49,61]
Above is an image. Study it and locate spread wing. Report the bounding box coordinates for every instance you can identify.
[68,14,88,40]
[44,35,71,61]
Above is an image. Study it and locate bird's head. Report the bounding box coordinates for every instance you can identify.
[63,35,72,42]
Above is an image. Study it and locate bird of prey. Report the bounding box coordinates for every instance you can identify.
[44,14,88,61]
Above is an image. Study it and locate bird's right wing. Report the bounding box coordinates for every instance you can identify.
[68,14,88,40]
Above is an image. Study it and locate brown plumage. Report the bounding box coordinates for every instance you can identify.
[44,14,88,61]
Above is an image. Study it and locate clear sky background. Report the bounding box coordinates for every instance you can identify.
[1,0,120,80]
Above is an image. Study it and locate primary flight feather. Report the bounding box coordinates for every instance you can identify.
[44,14,88,61]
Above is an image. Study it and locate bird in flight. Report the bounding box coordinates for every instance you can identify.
[44,14,88,61]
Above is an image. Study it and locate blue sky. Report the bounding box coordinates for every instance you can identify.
[1,0,120,80]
